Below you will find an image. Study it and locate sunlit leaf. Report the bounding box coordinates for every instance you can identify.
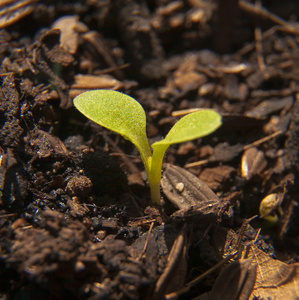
[73,90,152,169]
[151,110,222,149]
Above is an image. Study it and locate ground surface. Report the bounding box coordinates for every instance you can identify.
[0,1,299,299]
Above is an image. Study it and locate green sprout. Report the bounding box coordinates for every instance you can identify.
[73,90,222,204]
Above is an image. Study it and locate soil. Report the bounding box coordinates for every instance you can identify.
[0,1,298,299]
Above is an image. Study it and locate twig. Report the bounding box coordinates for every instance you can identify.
[239,0,299,34]
[243,130,283,150]
[184,130,283,168]
[165,251,238,300]
[253,1,268,79]
[137,221,155,261]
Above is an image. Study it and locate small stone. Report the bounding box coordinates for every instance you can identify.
[175,182,185,193]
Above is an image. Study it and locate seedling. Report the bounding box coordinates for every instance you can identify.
[73,90,222,204]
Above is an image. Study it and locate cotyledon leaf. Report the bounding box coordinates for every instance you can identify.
[73,90,152,170]
[152,109,222,149]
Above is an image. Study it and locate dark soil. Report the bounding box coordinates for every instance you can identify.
[0,1,298,299]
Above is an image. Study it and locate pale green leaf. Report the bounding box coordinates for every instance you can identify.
[152,110,222,148]
[73,90,152,167]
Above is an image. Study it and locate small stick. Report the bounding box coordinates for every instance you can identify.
[104,134,141,175]
[253,1,268,79]
[239,0,298,34]
[82,31,125,79]
[184,159,209,168]
[0,213,17,218]
[137,221,155,261]
[243,130,283,150]
[165,251,238,300]
[184,130,283,168]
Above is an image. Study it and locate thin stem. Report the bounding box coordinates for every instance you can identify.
[149,144,169,204]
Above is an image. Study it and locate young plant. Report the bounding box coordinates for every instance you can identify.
[73,90,222,204]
